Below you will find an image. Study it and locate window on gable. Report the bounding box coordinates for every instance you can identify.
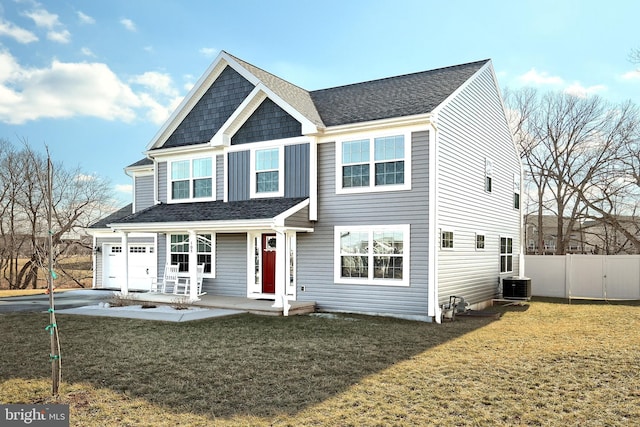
[441,230,454,249]
[335,225,409,286]
[170,157,213,201]
[500,237,513,273]
[485,158,493,193]
[338,134,410,193]
[513,173,521,209]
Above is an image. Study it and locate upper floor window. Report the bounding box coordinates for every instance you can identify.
[485,158,493,193]
[513,173,521,209]
[250,147,284,198]
[337,133,411,194]
[170,157,213,201]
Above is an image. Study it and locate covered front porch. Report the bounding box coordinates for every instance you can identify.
[117,291,316,316]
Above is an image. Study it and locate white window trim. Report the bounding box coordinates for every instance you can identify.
[440,229,454,250]
[167,155,216,203]
[485,158,493,193]
[250,146,285,198]
[167,233,216,278]
[335,131,412,194]
[475,232,486,251]
[500,235,514,274]
[334,224,410,286]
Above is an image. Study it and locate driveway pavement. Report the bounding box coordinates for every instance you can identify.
[0,289,115,313]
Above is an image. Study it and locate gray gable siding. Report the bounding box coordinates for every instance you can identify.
[296,131,430,319]
[163,66,255,148]
[158,162,167,204]
[227,151,250,201]
[134,175,154,213]
[284,205,311,228]
[231,98,302,145]
[284,143,309,198]
[435,65,521,306]
[202,233,247,297]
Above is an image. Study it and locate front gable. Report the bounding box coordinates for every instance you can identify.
[231,98,302,145]
[163,66,255,148]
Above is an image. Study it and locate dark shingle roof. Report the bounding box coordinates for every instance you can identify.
[110,198,308,225]
[127,158,153,168]
[89,204,133,228]
[309,60,489,126]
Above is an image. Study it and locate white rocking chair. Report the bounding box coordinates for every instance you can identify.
[174,264,205,296]
[150,264,180,293]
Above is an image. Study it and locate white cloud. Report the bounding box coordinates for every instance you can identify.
[76,173,96,182]
[47,28,70,43]
[77,11,95,25]
[518,68,564,86]
[22,6,71,44]
[199,47,218,57]
[564,82,607,98]
[130,71,178,97]
[0,49,186,125]
[120,18,136,32]
[81,47,96,57]
[0,18,38,43]
[22,8,60,29]
[115,184,132,194]
[621,70,640,81]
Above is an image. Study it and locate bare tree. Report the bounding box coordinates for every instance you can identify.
[0,139,115,289]
[504,89,640,255]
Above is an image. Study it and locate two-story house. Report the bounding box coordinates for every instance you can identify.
[88,51,522,321]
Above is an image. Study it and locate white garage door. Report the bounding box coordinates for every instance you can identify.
[103,244,157,290]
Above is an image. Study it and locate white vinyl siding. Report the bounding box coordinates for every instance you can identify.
[435,64,522,306]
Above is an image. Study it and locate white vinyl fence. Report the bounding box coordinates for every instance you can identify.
[524,255,640,300]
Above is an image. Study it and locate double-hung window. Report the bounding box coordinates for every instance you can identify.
[170,234,213,274]
[338,133,410,193]
[170,157,213,201]
[335,225,410,286]
[500,237,513,273]
[250,147,284,198]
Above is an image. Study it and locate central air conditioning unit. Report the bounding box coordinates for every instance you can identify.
[502,277,532,300]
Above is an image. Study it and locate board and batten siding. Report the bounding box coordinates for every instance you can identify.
[435,64,521,306]
[202,233,247,296]
[296,131,430,319]
[134,175,154,212]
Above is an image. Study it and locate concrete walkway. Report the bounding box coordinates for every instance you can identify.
[55,291,316,322]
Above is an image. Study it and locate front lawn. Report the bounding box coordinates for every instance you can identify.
[1,300,638,426]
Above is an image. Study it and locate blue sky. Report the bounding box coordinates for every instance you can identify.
[1,0,639,206]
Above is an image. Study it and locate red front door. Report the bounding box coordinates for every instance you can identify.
[262,234,276,294]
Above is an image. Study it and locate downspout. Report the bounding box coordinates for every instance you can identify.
[428,119,441,323]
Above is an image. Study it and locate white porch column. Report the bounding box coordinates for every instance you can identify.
[121,232,129,296]
[188,230,199,301]
[271,230,286,309]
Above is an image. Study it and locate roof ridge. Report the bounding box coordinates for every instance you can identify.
[310,59,491,93]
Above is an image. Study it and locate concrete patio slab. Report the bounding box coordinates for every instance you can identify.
[57,304,244,322]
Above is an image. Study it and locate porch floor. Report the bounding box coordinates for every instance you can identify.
[127,292,316,316]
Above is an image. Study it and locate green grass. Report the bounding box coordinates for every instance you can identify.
[1,301,639,426]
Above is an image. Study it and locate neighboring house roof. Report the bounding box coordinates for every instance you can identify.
[309,60,489,126]
[109,197,308,226]
[89,204,133,229]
